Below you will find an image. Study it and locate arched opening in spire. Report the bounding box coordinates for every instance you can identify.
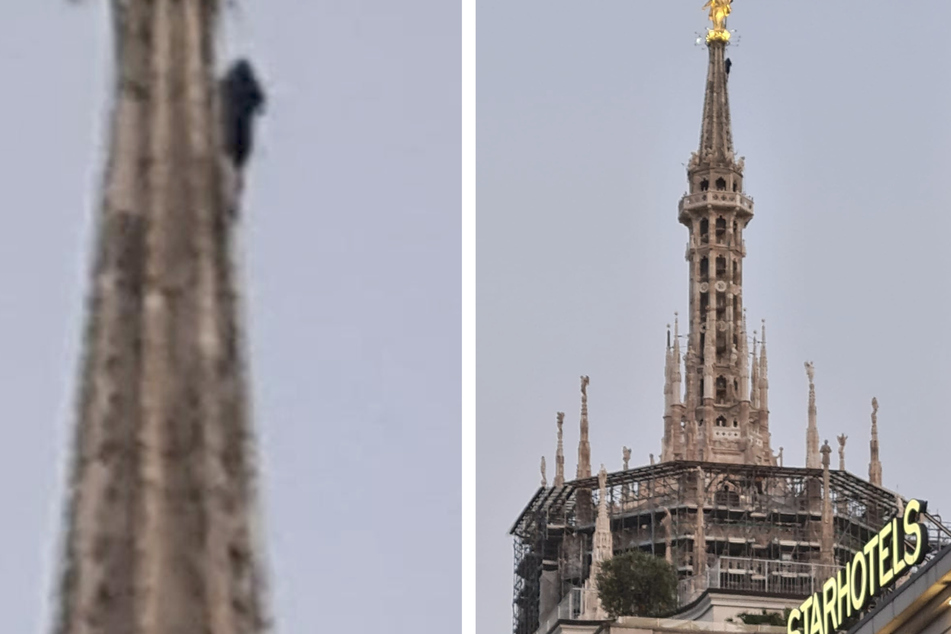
[700,179,710,191]
[715,177,727,191]
[700,257,710,282]
[715,217,727,244]
[716,255,727,278]
[700,218,710,244]
[715,379,727,404]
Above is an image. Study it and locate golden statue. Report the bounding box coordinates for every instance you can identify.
[703,0,732,41]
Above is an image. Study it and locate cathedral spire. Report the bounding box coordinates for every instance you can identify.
[869,397,882,486]
[675,0,761,465]
[671,314,683,407]
[664,324,673,417]
[805,362,820,469]
[554,412,565,487]
[577,376,591,480]
[820,440,835,567]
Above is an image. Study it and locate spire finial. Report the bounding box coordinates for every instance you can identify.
[703,0,733,42]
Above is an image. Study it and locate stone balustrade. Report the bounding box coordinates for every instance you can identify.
[679,191,754,214]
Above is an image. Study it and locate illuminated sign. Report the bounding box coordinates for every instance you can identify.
[786,499,929,634]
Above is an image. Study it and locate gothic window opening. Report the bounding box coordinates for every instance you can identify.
[715,378,727,404]
[700,179,709,191]
[700,292,709,317]
[733,420,738,428]
[733,181,738,192]
[700,218,709,244]
[716,291,726,321]
[715,217,726,244]
[715,177,727,191]
[716,255,727,278]
[700,257,709,282]
[733,220,739,234]
[716,330,726,359]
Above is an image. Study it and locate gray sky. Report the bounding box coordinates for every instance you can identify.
[478,2,951,632]
[0,2,459,633]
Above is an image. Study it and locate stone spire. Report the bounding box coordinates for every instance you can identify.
[695,30,735,167]
[820,440,835,567]
[583,465,612,619]
[540,457,547,488]
[554,412,565,487]
[837,434,847,471]
[758,320,769,431]
[750,335,760,410]
[664,324,673,416]
[664,315,685,462]
[805,362,820,469]
[869,397,882,486]
[662,326,674,461]
[669,8,771,466]
[671,314,683,408]
[577,376,591,480]
[51,3,271,632]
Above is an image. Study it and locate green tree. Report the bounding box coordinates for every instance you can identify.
[595,550,679,618]
[733,610,789,626]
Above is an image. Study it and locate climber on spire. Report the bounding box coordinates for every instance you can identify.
[221,59,266,170]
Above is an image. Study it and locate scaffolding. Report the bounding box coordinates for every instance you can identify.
[510,461,943,634]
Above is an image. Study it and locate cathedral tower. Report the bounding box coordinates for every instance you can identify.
[662,15,774,466]
[51,2,270,633]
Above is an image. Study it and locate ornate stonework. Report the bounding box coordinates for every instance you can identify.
[662,34,773,467]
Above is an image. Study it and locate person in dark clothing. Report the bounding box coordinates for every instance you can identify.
[221,59,266,170]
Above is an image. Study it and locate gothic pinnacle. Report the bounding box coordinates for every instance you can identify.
[577,376,591,480]
[869,397,882,486]
[672,313,682,407]
[805,361,820,469]
[554,412,565,487]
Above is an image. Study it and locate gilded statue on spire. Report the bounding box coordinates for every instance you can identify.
[703,0,732,42]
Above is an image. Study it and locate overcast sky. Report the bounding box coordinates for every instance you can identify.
[0,2,460,633]
[478,2,951,632]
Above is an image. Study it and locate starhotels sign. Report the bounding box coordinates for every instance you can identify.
[786,499,929,634]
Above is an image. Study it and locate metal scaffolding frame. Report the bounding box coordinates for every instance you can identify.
[510,461,941,634]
